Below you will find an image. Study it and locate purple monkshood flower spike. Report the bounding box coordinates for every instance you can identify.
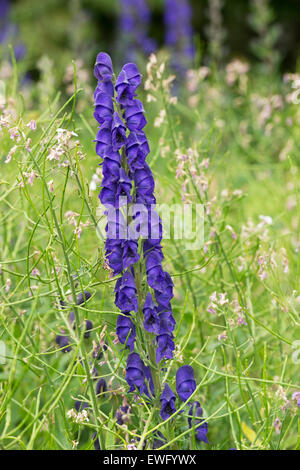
[176,365,197,402]
[188,401,209,444]
[160,383,176,420]
[119,0,156,62]
[116,314,136,351]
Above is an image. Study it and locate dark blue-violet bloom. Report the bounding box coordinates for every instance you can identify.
[125,352,146,392]
[160,383,176,420]
[188,401,209,444]
[69,312,93,339]
[116,63,142,105]
[115,270,138,313]
[112,112,127,151]
[76,290,92,305]
[134,163,156,205]
[176,365,197,402]
[96,378,108,396]
[126,131,150,171]
[55,335,71,353]
[74,401,89,412]
[143,292,160,334]
[116,314,136,351]
[105,238,124,274]
[100,168,132,208]
[94,52,113,82]
[94,93,114,125]
[156,333,175,363]
[122,239,140,270]
[125,99,147,131]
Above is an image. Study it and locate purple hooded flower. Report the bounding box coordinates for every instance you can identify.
[112,112,127,151]
[116,63,142,105]
[133,163,156,205]
[176,365,197,402]
[94,80,114,99]
[76,291,92,305]
[156,333,175,363]
[143,293,160,334]
[188,401,209,444]
[125,352,146,392]
[55,335,71,353]
[94,52,113,82]
[115,270,138,313]
[95,121,113,156]
[74,401,89,412]
[126,131,150,171]
[94,93,114,125]
[116,315,136,351]
[160,383,176,420]
[100,168,132,208]
[96,378,108,396]
[105,238,124,274]
[125,99,147,131]
[122,239,140,270]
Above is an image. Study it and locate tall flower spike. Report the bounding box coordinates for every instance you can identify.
[119,0,156,62]
[164,0,195,78]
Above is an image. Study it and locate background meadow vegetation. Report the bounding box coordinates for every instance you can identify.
[0,0,300,450]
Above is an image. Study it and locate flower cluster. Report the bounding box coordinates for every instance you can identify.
[119,0,156,62]
[164,0,194,78]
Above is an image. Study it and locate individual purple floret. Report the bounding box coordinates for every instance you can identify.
[176,365,197,402]
[55,335,72,353]
[143,292,160,334]
[96,378,108,397]
[116,314,136,351]
[74,401,89,412]
[76,290,92,305]
[160,383,176,420]
[188,401,209,444]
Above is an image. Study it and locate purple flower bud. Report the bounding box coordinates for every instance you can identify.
[116,315,136,351]
[96,378,107,396]
[160,383,176,420]
[125,99,147,131]
[105,238,124,274]
[143,293,160,334]
[76,291,92,305]
[188,401,209,444]
[55,335,71,353]
[84,320,93,339]
[176,365,197,402]
[94,52,113,82]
